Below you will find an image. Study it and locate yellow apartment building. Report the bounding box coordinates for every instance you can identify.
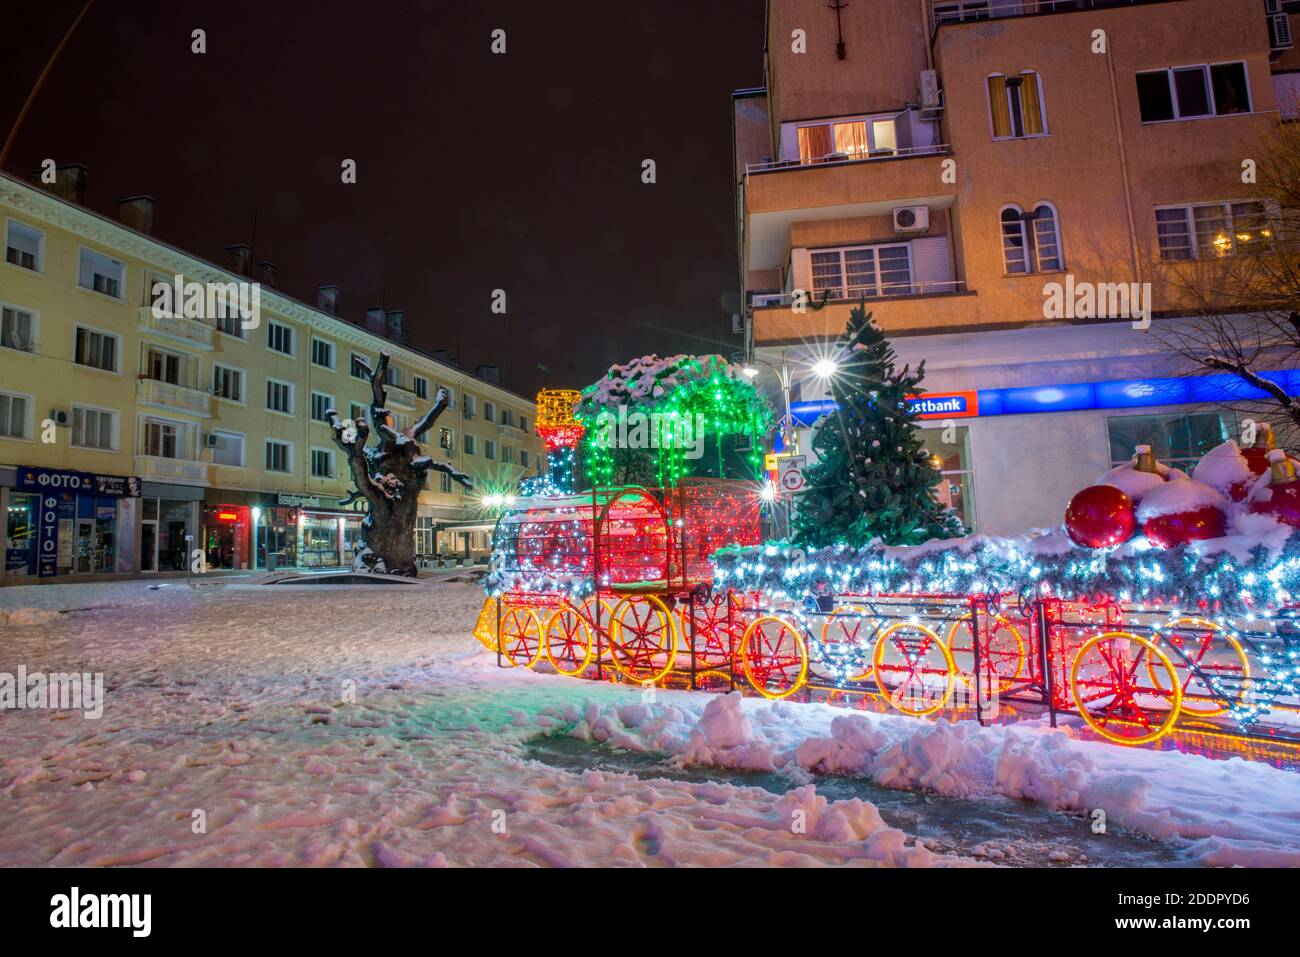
[0,170,542,581]
[734,0,1300,533]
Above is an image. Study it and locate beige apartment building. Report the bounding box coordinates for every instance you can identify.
[735,0,1300,533]
[0,170,541,581]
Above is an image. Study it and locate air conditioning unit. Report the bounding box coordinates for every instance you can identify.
[48,408,69,426]
[1269,8,1294,56]
[893,206,930,234]
[204,433,220,448]
[919,69,943,118]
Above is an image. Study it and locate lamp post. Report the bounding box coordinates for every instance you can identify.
[741,353,795,454]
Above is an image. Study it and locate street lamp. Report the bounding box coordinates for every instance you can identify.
[741,353,795,453]
[812,357,839,380]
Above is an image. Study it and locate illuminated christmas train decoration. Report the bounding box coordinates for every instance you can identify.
[476,395,1300,751]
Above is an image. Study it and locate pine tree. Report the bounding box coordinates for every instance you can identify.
[790,306,964,547]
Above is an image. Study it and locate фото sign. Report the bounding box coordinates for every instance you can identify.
[16,467,140,498]
[907,392,979,419]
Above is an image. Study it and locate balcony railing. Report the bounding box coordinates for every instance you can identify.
[745,143,951,176]
[932,0,1175,30]
[137,377,213,417]
[385,384,417,409]
[752,279,968,308]
[137,307,214,349]
[499,422,528,440]
[134,455,209,485]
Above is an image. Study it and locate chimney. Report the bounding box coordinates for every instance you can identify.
[476,364,501,385]
[257,261,277,287]
[117,195,155,234]
[385,310,405,342]
[317,285,339,315]
[224,244,251,276]
[32,163,88,205]
[364,307,386,335]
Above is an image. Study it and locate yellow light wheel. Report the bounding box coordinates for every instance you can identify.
[946,613,1026,694]
[473,597,501,652]
[608,595,677,685]
[872,622,956,717]
[499,605,544,668]
[544,605,593,676]
[1146,617,1250,717]
[740,616,809,700]
[1071,631,1182,746]
[819,605,876,681]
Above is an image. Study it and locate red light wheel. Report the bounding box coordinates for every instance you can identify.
[872,622,956,716]
[947,612,1026,694]
[544,605,593,676]
[679,594,743,668]
[609,595,677,684]
[1070,631,1181,746]
[740,616,809,700]
[499,605,543,668]
[1146,618,1250,717]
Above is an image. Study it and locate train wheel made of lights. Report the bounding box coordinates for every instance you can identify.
[740,616,809,700]
[499,605,544,668]
[1144,617,1251,718]
[819,604,877,681]
[1070,631,1182,746]
[872,622,957,717]
[946,613,1026,694]
[609,595,677,685]
[545,605,594,676]
[679,594,742,668]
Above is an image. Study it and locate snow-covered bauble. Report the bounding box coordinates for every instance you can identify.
[1248,450,1300,529]
[1064,485,1137,548]
[1137,477,1227,547]
[1099,444,1179,503]
[1191,440,1255,502]
[1240,426,1276,481]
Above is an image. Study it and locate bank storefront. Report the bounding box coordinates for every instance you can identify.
[1,466,142,579]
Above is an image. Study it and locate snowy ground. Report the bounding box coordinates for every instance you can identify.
[1,580,1299,867]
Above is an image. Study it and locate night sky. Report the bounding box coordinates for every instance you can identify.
[1,0,766,397]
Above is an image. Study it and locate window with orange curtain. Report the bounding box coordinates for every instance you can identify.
[987,75,1011,138]
[1019,72,1045,135]
[832,120,868,158]
[797,124,833,162]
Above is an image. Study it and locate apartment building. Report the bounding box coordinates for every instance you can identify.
[0,170,542,580]
[735,0,1300,533]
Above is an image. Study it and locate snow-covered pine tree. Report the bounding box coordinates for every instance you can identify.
[790,306,963,547]
[327,351,472,576]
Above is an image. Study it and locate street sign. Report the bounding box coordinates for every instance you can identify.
[777,454,806,494]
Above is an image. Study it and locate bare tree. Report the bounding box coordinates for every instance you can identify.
[327,352,471,576]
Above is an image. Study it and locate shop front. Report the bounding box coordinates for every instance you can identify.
[138,484,202,573]
[2,466,141,579]
[251,493,365,571]
[201,503,251,571]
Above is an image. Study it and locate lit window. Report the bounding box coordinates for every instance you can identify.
[987,72,1046,139]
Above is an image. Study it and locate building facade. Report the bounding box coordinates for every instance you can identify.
[0,172,542,581]
[736,0,1300,534]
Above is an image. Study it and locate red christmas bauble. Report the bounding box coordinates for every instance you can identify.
[1249,480,1300,529]
[1241,445,1272,477]
[1141,506,1227,547]
[1065,485,1137,548]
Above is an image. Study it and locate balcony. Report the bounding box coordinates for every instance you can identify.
[499,421,528,441]
[137,307,214,350]
[137,377,213,417]
[752,282,979,344]
[134,455,209,486]
[385,384,417,409]
[931,0,1178,30]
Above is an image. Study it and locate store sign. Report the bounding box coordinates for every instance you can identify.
[907,392,979,419]
[16,467,140,498]
[215,511,240,522]
[277,493,321,508]
[37,494,73,578]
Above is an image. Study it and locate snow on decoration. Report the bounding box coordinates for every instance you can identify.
[1136,476,1228,547]
[1249,450,1300,529]
[1192,440,1256,502]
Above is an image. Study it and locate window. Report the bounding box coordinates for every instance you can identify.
[266,378,294,414]
[144,421,179,458]
[215,311,245,338]
[1,305,35,353]
[0,391,30,439]
[416,515,436,553]
[462,394,477,418]
[519,415,528,433]
[440,471,454,494]
[311,448,334,478]
[463,433,477,455]
[484,401,496,423]
[311,338,335,369]
[485,440,497,461]
[1136,62,1251,123]
[796,116,896,163]
[5,220,42,271]
[1155,201,1267,261]
[385,365,405,388]
[439,427,454,450]
[212,365,244,402]
[266,321,294,355]
[1107,412,1231,473]
[520,450,531,470]
[810,243,913,298]
[71,406,116,450]
[987,72,1046,139]
[265,440,292,473]
[74,327,118,372]
[502,445,515,464]
[414,376,429,400]
[311,392,334,422]
[391,412,410,432]
[211,430,244,467]
[921,426,976,532]
[350,353,369,378]
[146,348,183,385]
[78,248,125,299]
[1001,204,1063,274]
[349,402,367,422]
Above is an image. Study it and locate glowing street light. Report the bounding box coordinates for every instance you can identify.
[812,357,839,380]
